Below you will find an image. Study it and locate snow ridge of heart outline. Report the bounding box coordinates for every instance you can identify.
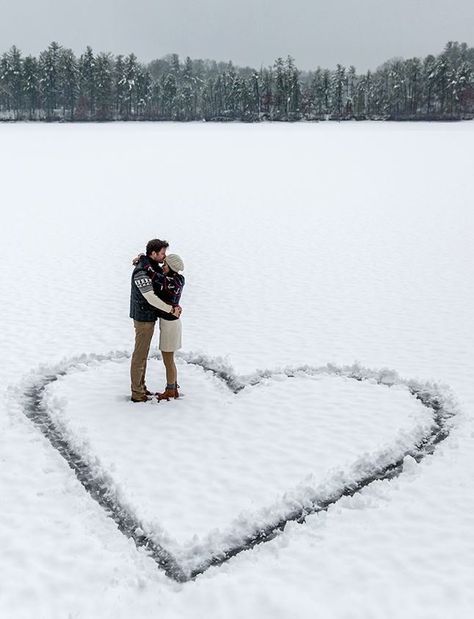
[15,350,458,583]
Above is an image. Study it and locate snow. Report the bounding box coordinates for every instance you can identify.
[1,121,474,618]
[39,356,436,573]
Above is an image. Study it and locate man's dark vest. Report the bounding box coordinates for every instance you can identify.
[129,265,159,322]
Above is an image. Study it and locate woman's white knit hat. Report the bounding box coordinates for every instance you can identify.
[165,254,184,273]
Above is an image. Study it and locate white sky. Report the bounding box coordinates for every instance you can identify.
[0,0,472,71]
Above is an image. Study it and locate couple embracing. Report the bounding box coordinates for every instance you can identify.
[129,239,185,403]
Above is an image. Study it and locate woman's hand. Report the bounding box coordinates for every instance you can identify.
[132,252,145,266]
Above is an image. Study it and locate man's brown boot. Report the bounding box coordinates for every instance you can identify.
[131,395,150,402]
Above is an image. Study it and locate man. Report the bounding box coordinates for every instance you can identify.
[129,239,181,402]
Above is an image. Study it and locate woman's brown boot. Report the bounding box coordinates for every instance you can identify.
[157,385,179,401]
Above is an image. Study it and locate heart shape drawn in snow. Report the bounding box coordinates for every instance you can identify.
[19,351,456,582]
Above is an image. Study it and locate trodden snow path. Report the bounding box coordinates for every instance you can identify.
[15,350,457,581]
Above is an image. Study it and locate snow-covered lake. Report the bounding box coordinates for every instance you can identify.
[1,121,473,618]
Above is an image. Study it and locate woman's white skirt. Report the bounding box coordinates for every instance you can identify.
[159,318,182,352]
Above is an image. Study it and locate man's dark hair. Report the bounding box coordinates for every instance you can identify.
[146,239,169,256]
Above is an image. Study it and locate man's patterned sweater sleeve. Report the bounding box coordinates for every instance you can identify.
[133,269,173,313]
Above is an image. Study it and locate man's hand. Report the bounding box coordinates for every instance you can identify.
[171,305,182,317]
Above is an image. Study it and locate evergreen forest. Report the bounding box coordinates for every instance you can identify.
[0,41,472,121]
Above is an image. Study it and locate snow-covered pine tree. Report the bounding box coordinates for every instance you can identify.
[433,53,449,115]
[286,56,301,121]
[123,53,139,118]
[387,59,406,118]
[23,55,40,119]
[160,71,177,120]
[353,71,368,118]
[273,57,287,120]
[331,64,346,119]
[95,52,113,120]
[78,46,96,118]
[135,65,152,118]
[422,54,436,116]
[59,48,78,120]
[0,46,24,119]
[250,71,261,120]
[405,57,422,116]
[113,55,126,119]
[181,56,196,121]
[346,66,357,117]
[322,69,331,117]
[39,42,62,119]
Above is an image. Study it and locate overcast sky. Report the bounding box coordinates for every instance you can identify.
[0,0,472,71]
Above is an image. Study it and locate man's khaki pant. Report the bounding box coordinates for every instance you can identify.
[130,320,155,400]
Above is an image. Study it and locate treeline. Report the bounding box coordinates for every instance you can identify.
[0,41,473,122]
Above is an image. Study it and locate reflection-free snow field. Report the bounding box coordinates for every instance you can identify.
[1,122,474,618]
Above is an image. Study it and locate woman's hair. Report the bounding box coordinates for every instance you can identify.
[146,239,169,256]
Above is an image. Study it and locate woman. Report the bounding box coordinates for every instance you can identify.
[136,252,185,401]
